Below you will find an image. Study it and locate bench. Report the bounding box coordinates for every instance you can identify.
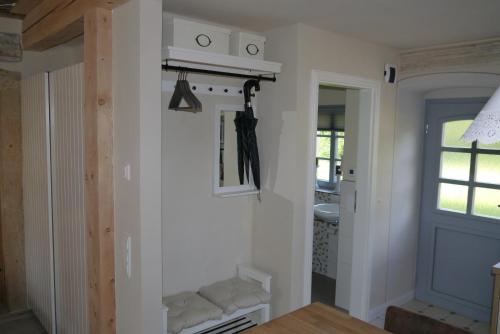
[163,265,271,334]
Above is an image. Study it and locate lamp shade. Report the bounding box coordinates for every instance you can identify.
[463,86,500,144]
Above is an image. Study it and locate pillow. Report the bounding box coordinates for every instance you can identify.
[199,277,271,315]
[163,292,223,334]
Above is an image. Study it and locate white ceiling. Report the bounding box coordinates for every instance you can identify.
[164,0,500,49]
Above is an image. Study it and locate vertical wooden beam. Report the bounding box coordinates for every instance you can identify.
[0,76,26,312]
[84,7,115,334]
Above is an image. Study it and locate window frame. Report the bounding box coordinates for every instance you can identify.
[436,119,500,220]
[316,130,344,189]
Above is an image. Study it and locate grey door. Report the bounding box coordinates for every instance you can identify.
[416,98,500,322]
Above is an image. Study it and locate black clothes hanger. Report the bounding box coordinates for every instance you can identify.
[168,71,202,112]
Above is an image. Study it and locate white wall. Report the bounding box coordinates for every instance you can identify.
[252,23,300,318]
[318,87,345,106]
[162,73,254,296]
[49,63,88,334]
[21,73,54,333]
[0,18,83,76]
[113,0,163,333]
[253,22,399,317]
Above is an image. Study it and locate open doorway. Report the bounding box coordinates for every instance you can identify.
[311,85,359,312]
[303,70,381,321]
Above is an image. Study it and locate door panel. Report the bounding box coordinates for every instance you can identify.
[416,98,500,322]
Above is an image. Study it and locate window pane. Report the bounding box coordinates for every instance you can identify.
[437,183,468,213]
[473,187,500,219]
[316,136,331,159]
[476,154,500,185]
[336,137,345,160]
[478,141,500,150]
[337,131,345,137]
[439,152,471,181]
[317,130,332,136]
[317,159,330,181]
[442,120,473,148]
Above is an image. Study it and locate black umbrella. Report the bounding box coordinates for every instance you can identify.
[234,79,261,191]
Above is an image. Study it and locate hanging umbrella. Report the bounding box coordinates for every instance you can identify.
[234,79,261,191]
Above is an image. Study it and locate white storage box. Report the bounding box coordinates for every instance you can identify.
[230,32,266,59]
[165,17,230,55]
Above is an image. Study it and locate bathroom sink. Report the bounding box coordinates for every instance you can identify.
[314,203,340,223]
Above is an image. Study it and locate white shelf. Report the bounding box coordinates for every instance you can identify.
[163,46,282,76]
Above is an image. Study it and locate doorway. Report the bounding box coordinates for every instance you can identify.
[416,98,500,322]
[311,86,359,311]
[304,70,381,320]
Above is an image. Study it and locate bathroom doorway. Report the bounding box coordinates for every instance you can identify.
[303,70,381,321]
[311,85,360,311]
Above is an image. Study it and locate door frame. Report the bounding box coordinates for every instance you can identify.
[303,70,381,320]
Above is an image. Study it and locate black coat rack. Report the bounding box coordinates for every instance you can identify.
[162,61,277,82]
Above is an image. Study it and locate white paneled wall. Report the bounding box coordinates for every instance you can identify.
[49,63,88,334]
[22,63,87,334]
[21,73,55,333]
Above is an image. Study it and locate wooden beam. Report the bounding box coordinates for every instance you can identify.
[22,0,125,50]
[0,74,26,312]
[10,0,43,15]
[84,7,115,334]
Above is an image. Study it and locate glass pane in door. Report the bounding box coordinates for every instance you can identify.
[437,183,468,213]
[473,187,500,219]
[442,120,473,148]
[440,152,471,181]
[475,154,500,185]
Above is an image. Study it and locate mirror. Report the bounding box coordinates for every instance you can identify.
[214,104,257,196]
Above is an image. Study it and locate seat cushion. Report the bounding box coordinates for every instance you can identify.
[199,277,271,315]
[163,292,223,334]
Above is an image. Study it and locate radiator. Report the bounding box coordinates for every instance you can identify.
[197,317,257,334]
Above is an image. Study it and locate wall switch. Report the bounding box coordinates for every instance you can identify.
[123,164,131,181]
[125,236,132,278]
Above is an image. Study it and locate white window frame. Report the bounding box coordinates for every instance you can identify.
[316,130,344,189]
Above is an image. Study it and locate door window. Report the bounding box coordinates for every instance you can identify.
[437,120,500,220]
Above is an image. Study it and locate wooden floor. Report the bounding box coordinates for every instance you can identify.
[0,310,47,334]
[246,303,389,334]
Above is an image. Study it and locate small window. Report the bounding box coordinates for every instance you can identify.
[435,120,500,221]
[316,130,344,189]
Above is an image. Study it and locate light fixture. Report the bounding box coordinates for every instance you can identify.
[463,86,500,144]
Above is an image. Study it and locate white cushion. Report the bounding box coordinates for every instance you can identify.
[163,292,223,334]
[199,277,271,315]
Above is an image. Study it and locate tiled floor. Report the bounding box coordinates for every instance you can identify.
[370,299,490,334]
[311,272,336,307]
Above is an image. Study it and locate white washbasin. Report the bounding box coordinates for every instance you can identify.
[314,203,340,223]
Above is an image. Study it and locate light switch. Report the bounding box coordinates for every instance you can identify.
[123,164,131,180]
[125,236,131,278]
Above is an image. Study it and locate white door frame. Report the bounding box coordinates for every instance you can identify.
[303,70,381,320]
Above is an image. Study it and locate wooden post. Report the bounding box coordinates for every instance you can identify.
[84,7,115,334]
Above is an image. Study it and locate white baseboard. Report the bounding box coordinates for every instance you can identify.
[367,290,415,322]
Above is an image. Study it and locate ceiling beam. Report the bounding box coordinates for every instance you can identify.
[22,0,126,51]
[10,0,42,15]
